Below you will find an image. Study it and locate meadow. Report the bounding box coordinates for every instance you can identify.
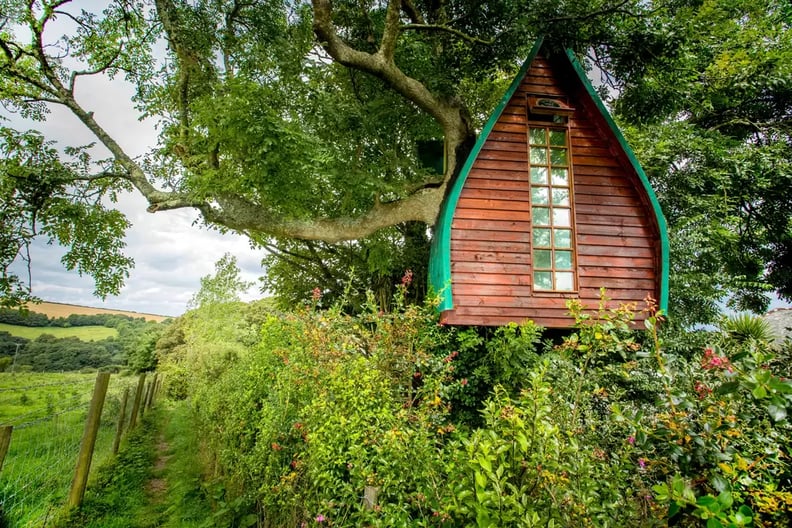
[0,323,118,342]
[0,372,137,527]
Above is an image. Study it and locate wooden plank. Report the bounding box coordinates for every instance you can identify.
[469,167,529,180]
[453,273,532,286]
[578,277,657,290]
[575,203,643,218]
[498,112,527,124]
[451,250,531,264]
[577,245,654,258]
[451,236,531,251]
[457,197,530,211]
[463,178,529,192]
[577,255,655,268]
[571,136,609,148]
[454,295,574,309]
[575,214,646,227]
[575,193,641,207]
[471,159,528,172]
[579,288,653,301]
[454,284,534,297]
[450,222,532,237]
[460,187,530,202]
[443,313,573,328]
[486,131,526,144]
[452,262,534,274]
[575,234,654,248]
[579,265,657,279]
[451,228,531,243]
[481,140,528,153]
[453,208,531,221]
[572,155,621,168]
[492,122,528,134]
[576,222,653,238]
[573,167,632,180]
[476,149,529,162]
[574,184,639,198]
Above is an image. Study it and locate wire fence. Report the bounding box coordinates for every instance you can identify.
[0,371,160,527]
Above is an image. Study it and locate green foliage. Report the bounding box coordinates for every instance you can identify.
[187,253,254,310]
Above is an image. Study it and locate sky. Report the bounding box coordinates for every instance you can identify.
[7,75,264,317]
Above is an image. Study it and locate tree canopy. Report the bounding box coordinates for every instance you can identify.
[1,0,790,323]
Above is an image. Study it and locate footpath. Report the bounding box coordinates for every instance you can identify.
[54,400,212,528]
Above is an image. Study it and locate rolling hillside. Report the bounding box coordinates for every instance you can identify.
[22,301,171,323]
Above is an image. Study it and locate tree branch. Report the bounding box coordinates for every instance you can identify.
[400,23,495,45]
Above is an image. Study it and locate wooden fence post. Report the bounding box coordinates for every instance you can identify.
[112,387,130,455]
[363,485,379,510]
[0,425,12,473]
[146,373,158,409]
[141,382,151,416]
[129,373,146,429]
[68,372,111,508]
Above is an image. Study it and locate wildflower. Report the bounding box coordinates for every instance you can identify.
[638,458,647,470]
[701,347,731,371]
[271,442,283,451]
[316,514,325,523]
[401,269,413,287]
[311,287,322,301]
[627,436,635,445]
[460,378,468,386]
[694,381,712,399]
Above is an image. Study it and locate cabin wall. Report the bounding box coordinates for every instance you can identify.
[444,55,661,327]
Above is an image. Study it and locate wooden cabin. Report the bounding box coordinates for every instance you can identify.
[428,39,669,328]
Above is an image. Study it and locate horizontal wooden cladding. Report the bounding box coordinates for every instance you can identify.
[452,262,533,274]
[457,197,529,211]
[576,234,653,248]
[476,149,529,162]
[453,273,531,286]
[451,239,531,253]
[481,140,528,153]
[486,130,526,144]
[450,223,532,239]
[460,187,530,202]
[454,284,534,297]
[575,184,640,198]
[575,213,647,227]
[572,155,620,168]
[443,313,575,328]
[576,193,642,208]
[463,178,529,192]
[576,203,643,218]
[578,244,654,258]
[471,159,528,172]
[454,288,651,308]
[453,208,531,222]
[580,266,656,280]
[577,255,655,268]
[576,223,653,237]
[452,250,530,265]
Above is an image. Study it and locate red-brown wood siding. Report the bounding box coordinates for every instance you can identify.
[442,55,661,328]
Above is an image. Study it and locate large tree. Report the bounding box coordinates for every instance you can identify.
[1,0,790,322]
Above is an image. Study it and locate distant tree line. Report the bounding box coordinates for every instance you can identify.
[0,308,150,328]
[0,309,168,373]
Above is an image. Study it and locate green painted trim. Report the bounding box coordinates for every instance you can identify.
[428,37,545,311]
[565,50,670,311]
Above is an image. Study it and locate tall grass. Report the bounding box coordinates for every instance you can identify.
[0,373,137,527]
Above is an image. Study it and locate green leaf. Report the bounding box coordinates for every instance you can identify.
[715,382,740,395]
[717,491,733,509]
[707,518,724,528]
[752,384,768,399]
[767,400,788,421]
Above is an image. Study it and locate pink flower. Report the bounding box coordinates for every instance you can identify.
[627,436,635,445]
[401,269,413,287]
[316,514,325,523]
[312,288,322,301]
[460,378,468,386]
[638,458,647,470]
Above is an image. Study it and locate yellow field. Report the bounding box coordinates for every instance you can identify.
[23,301,171,323]
[0,323,118,341]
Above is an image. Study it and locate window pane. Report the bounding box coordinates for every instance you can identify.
[534,272,552,290]
[554,229,571,248]
[550,148,568,165]
[555,272,574,291]
[555,250,573,270]
[531,187,549,205]
[551,168,568,185]
[533,228,551,247]
[529,128,546,145]
[530,147,547,165]
[552,208,571,227]
[552,188,569,206]
[533,207,550,226]
[549,130,566,146]
[530,167,548,184]
[534,250,552,268]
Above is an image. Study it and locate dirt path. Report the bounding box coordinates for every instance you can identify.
[144,434,171,503]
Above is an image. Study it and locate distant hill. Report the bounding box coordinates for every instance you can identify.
[22,301,171,323]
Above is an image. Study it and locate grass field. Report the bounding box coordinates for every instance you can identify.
[0,372,139,527]
[0,323,118,341]
[22,302,170,323]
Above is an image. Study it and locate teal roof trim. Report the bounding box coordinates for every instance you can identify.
[565,50,669,311]
[429,37,545,311]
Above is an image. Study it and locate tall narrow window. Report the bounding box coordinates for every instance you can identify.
[528,126,576,291]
